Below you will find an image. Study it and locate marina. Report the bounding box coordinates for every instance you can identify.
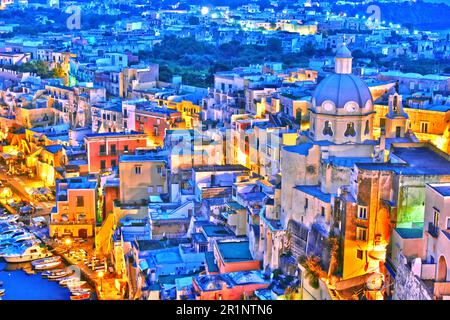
[0,217,96,300]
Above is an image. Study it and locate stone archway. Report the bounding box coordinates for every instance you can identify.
[437,255,447,282]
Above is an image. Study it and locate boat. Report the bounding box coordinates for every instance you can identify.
[46,269,74,280]
[34,260,62,270]
[66,280,87,289]
[0,289,4,296]
[70,292,90,300]
[3,244,52,263]
[0,233,35,246]
[31,256,62,267]
[59,276,80,286]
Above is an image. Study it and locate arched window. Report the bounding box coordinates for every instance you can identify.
[393,95,398,112]
[364,120,370,135]
[344,122,356,137]
[323,120,333,136]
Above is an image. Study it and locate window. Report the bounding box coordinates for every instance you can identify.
[124,120,128,129]
[434,209,440,228]
[113,115,117,121]
[446,217,450,230]
[76,196,84,207]
[111,160,117,168]
[157,185,163,193]
[100,160,106,170]
[148,186,153,193]
[321,207,325,217]
[110,144,117,155]
[323,121,333,136]
[124,145,129,153]
[421,122,429,133]
[134,166,141,174]
[304,198,309,209]
[156,165,162,174]
[356,249,364,260]
[356,227,367,241]
[364,120,370,135]
[358,206,368,219]
[156,119,161,125]
[99,144,106,155]
[344,122,356,137]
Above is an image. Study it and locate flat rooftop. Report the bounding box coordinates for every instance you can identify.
[216,240,254,263]
[202,224,234,238]
[429,183,450,197]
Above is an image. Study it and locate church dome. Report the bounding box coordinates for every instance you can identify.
[313,73,372,110]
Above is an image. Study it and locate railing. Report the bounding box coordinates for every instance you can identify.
[428,222,440,238]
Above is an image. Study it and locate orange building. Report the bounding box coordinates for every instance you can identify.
[50,176,98,238]
[84,131,147,174]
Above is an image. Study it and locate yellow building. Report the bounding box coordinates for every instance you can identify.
[119,153,168,205]
[50,176,98,238]
[374,98,450,153]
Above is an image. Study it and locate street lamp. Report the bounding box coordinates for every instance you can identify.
[98,271,104,293]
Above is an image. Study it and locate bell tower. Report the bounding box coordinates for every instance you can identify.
[385,91,408,139]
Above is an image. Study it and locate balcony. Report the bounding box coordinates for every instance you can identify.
[428,222,440,238]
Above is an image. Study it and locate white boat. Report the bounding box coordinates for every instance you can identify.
[59,276,80,286]
[46,269,74,280]
[31,256,62,267]
[34,260,62,270]
[0,228,24,239]
[66,280,87,289]
[0,215,19,223]
[3,244,52,263]
[0,232,35,246]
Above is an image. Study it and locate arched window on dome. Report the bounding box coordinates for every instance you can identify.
[323,121,333,136]
[364,120,370,135]
[344,122,356,137]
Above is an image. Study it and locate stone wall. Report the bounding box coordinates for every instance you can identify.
[393,252,433,300]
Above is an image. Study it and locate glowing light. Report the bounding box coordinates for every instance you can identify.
[64,238,72,246]
[201,7,209,15]
[211,13,218,19]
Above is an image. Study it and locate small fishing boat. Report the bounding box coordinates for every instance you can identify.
[31,256,61,267]
[70,292,90,300]
[34,260,62,270]
[0,289,5,296]
[47,269,74,280]
[66,280,87,289]
[59,276,80,286]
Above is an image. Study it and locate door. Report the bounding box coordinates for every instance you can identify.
[78,229,88,238]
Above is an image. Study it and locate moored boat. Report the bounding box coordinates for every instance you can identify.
[46,269,74,280]
[66,281,87,289]
[0,288,5,296]
[70,292,90,300]
[59,276,80,286]
[34,260,62,270]
[3,244,52,263]
[31,256,61,267]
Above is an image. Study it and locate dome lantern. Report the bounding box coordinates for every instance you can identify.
[335,43,353,75]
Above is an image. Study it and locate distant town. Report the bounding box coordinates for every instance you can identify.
[0,0,449,301]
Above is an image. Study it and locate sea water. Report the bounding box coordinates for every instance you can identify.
[0,261,71,300]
